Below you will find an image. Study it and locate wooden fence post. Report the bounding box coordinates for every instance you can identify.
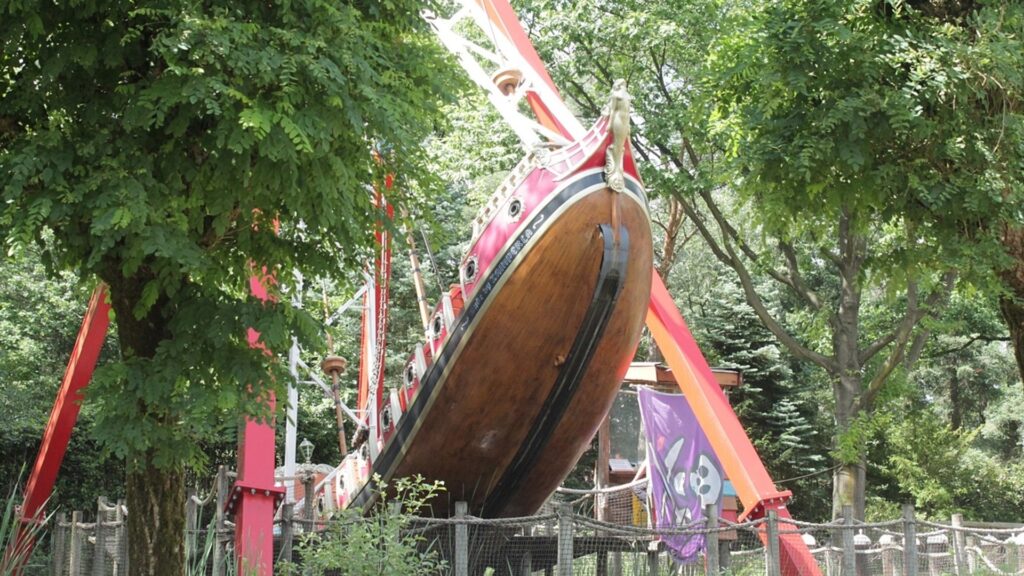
[965,533,977,575]
[185,487,197,566]
[519,550,532,576]
[278,503,294,564]
[115,499,127,576]
[903,504,918,576]
[1005,535,1019,575]
[455,501,469,576]
[855,530,873,576]
[212,466,228,576]
[93,497,108,576]
[926,533,949,576]
[52,512,68,576]
[647,541,660,576]
[842,506,856,576]
[705,503,720,576]
[880,535,898,576]
[557,502,574,576]
[69,511,83,576]
[302,475,314,533]
[611,549,623,576]
[766,510,782,576]
[951,515,967,576]
[597,549,608,576]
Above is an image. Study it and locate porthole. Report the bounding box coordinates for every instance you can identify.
[432,312,445,337]
[404,362,417,387]
[380,407,392,430]
[507,198,523,220]
[462,256,479,284]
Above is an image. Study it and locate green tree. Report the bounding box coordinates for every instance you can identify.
[711,2,1024,364]
[705,0,1024,516]
[520,0,957,519]
[1,1,457,572]
[870,391,1024,521]
[866,288,1024,520]
[910,291,1017,431]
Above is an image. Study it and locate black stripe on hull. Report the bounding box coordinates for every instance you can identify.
[481,223,629,516]
[349,171,645,512]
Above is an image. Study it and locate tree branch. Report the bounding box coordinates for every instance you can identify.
[658,198,686,279]
[650,49,675,108]
[924,334,1011,359]
[858,271,957,409]
[860,331,899,366]
[693,184,825,307]
[677,190,837,372]
[682,137,701,169]
[631,136,655,166]
[779,240,824,311]
[651,133,836,370]
[904,330,931,368]
[563,78,603,117]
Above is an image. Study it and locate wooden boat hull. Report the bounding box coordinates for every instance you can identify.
[350,165,651,516]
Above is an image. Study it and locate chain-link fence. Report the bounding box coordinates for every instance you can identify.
[49,479,1024,576]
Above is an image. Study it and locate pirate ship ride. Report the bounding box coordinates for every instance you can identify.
[20,2,822,574]
[331,80,653,518]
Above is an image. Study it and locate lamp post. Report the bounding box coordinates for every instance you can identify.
[299,438,314,465]
[297,438,316,531]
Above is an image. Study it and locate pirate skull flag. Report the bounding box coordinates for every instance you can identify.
[638,386,724,563]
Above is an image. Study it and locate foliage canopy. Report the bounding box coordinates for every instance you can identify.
[708,0,1024,310]
[0,0,459,469]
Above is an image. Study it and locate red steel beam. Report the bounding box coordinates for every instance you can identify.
[476,0,563,102]
[15,285,110,564]
[21,284,110,520]
[230,268,285,576]
[232,409,282,576]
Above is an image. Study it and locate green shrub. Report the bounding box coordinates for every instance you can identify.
[293,476,446,576]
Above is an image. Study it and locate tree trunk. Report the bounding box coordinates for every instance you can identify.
[999,294,1024,384]
[105,272,186,576]
[127,458,185,576]
[949,368,962,430]
[832,461,866,520]
[831,372,867,521]
[1000,225,1024,384]
[831,208,867,520]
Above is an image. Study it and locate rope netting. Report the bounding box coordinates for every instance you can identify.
[49,485,1024,576]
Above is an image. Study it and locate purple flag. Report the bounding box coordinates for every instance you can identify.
[638,386,724,563]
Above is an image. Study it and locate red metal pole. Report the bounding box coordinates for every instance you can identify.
[228,268,285,576]
[14,285,110,562]
[231,412,282,576]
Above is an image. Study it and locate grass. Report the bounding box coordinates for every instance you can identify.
[1,469,52,576]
